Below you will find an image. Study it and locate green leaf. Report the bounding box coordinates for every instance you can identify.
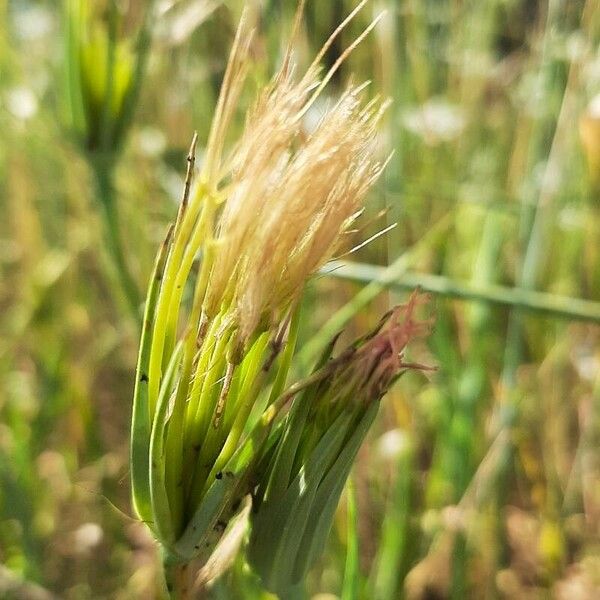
[294,402,378,582]
[174,418,273,559]
[64,0,86,139]
[249,410,353,593]
[370,436,414,600]
[131,225,172,526]
[262,327,339,503]
[149,342,183,547]
[266,304,302,407]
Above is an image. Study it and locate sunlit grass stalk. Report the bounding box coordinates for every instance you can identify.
[490,0,585,583]
[370,435,415,599]
[452,212,504,596]
[321,259,600,324]
[341,477,359,600]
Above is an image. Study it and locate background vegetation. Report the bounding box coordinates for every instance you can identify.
[1,0,599,598]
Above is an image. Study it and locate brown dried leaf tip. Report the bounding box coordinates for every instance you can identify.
[327,291,434,404]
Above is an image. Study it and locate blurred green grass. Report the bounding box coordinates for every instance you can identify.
[1,0,600,598]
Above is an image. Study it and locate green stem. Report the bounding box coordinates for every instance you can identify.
[321,261,600,324]
[341,477,359,600]
[163,556,195,600]
[93,160,141,321]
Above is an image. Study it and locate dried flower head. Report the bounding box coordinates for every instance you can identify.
[329,292,432,400]
[198,1,389,347]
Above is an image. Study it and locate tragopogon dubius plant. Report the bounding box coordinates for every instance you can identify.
[129,2,431,597]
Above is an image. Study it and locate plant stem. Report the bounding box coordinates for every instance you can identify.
[164,561,192,600]
[341,477,359,600]
[322,261,600,324]
[93,158,141,321]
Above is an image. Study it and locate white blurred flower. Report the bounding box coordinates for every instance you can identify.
[587,93,600,119]
[73,523,104,554]
[137,126,167,157]
[12,6,53,41]
[403,98,466,145]
[572,346,599,382]
[375,428,410,461]
[5,87,38,121]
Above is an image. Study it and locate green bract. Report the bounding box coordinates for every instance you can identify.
[130,216,301,565]
[248,300,429,596]
[65,0,135,153]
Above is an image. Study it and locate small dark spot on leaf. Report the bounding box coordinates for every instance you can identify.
[215,471,223,480]
[214,520,226,532]
[140,373,149,383]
